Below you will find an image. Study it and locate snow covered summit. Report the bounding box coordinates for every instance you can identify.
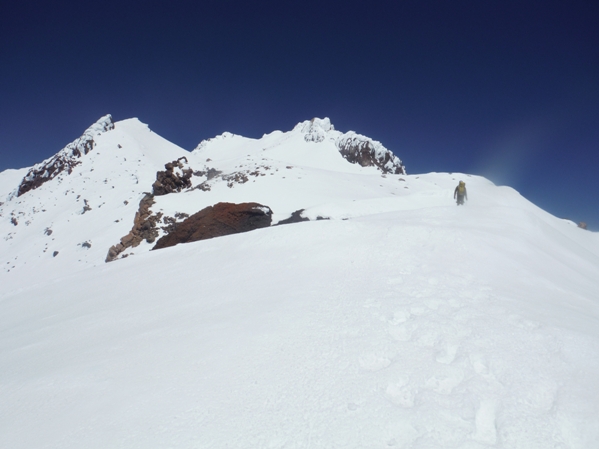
[294,117,406,174]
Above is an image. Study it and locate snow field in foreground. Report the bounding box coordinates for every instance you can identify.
[1,202,598,449]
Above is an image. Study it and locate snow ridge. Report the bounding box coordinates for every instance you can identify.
[16,115,114,197]
[193,132,241,153]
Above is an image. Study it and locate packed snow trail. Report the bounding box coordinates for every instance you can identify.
[1,199,598,448]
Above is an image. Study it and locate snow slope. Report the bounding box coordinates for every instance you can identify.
[1,116,598,448]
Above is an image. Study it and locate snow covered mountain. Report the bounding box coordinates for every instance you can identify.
[1,116,598,448]
[0,115,405,283]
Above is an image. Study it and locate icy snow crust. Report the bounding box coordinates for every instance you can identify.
[1,117,599,448]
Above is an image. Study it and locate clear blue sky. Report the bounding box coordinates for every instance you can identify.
[1,1,598,228]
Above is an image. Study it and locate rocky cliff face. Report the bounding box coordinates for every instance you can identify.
[17,115,115,197]
[337,132,406,175]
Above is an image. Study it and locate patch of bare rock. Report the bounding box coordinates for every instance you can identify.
[105,194,161,261]
[276,209,310,225]
[337,134,406,175]
[275,209,330,225]
[152,157,193,195]
[152,202,273,250]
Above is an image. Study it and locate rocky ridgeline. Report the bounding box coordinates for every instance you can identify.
[105,194,160,262]
[106,158,195,262]
[106,160,177,261]
[295,118,406,175]
[337,132,406,175]
[17,115,115,197]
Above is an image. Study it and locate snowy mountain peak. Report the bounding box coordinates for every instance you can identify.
[290,117,405,174]
[16,114,115,197]
[0,113,411,277]
[293,117,335,143]
[85,114,115,135]
[191,117,405,175]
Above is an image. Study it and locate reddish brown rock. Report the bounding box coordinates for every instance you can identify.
[105,193,162,262]
[152,202,272,250]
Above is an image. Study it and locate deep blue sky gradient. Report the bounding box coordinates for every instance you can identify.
[1,1,598,228]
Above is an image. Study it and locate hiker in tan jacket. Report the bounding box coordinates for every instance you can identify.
[454,181,468,205]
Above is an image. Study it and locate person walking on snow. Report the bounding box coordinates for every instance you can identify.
[454,181,467,205]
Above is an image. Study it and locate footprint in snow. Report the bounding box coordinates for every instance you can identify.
[359,354,392,371]
[387,323,416,342]
[387,277,404,285]
[409,305,427,316]
[388,310,411,324]
[435,340,459,364]
[385,380,416,408]
[468,353,489,375]
[508,314,540,331]
[472,399,498,445]
[413,328,439,347]
[425,366,465,394]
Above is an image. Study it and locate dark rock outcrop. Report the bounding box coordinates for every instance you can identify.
[193,167,222,180]
[106,194,162,262]
[276,209,310,225]
[152,157,193,195]
[337,133,406,175]
[276,209,330,225]
[153,202,272,250]
[17,115,114,196]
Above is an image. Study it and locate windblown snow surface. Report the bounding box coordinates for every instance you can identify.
[1,117,599,448]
